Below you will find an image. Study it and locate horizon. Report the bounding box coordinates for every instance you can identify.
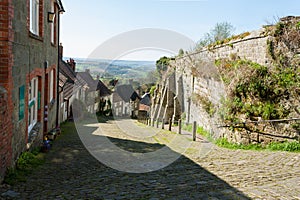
[63,57,157,63]
[61,1,299,61]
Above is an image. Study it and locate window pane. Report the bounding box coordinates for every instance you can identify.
[30,0,39,34]
[50,70,54,101]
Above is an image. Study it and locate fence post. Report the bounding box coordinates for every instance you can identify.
[151,118,155,127]
[161,118,164,129]
[178,119,182,134]
[192,121,197,141]
[168,118,172,131]
[156,119,159,128]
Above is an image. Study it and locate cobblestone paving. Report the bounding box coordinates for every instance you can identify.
[1,119,299,199]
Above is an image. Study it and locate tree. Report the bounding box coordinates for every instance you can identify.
[196,22,235,49]
[156,56,171,75]
[178,48,184,56]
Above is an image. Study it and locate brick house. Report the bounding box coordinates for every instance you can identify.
[0,0,64,181]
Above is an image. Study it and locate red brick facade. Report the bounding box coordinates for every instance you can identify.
[0,0,14,181]
[0,0,64,182]
[0,88,12,180]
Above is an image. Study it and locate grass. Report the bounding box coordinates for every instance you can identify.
[215,138,263,151]
[266,141,300,152]
[215,138,300,152]
[182,124,213,142]
[4,122,76,185]
[182,123,300,152]
[4,149,45,185]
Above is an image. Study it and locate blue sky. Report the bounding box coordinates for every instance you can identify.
[60,0,299,61]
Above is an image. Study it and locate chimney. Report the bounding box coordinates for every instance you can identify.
[96,74,99,80]
[85,69,90,74]
[69,58,76,72]
[59,43,63,58]
[67,58,76,71]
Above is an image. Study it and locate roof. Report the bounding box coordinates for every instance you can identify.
[77,72,98,91]
[115,85,140,102]
[59,72,67,88]
[140,93,151,106]
[56,0,65,12]
[77,71,111,97]
[59,59,82,100]
[63,82,75,100]
[112,91,124,103]
[59,60,77,82]
[97,80,111,96]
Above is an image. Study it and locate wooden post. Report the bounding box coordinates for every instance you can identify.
[161,118,164,129]
[156,119,159,128]
[168,118,172,131]
[151,118,155,127]
[178,119,182,134]
[192,121,197,141]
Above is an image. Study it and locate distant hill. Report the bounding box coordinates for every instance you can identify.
[68,58,156,80]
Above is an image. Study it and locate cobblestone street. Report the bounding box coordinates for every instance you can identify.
[1,119,299,199]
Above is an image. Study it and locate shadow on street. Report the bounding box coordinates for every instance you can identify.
[6,122,250,199]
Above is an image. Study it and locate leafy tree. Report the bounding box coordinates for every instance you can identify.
[156,56,171,75]
[178,48,184,56]
[196,22,235,49]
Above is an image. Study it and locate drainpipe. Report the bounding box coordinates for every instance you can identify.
[56,8,64,128]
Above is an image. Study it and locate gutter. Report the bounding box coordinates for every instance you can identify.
[56,3,65,127]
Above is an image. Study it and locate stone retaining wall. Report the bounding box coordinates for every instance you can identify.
[169,29,272,140]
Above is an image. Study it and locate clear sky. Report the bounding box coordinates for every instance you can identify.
[60,0,299,61]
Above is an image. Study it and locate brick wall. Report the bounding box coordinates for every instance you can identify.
[0,87,12,182]
[0,0,14,85]
[0,0,61,180]
[0,0,14,182]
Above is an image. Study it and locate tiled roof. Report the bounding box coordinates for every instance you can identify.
[59,60,76,82]
[112,91,123,102]
[97,80,111,96]
[77,72,98,91]
[63,82,75,100]
[59,74,66,88]
[59,59,81,100]
[77,72,111,96]
[115,84,140,102]
[140,93,151,106]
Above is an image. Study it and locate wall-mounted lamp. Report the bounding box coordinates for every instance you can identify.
[48,12,55,23]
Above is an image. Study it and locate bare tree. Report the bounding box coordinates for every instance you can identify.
[196,22,235,50]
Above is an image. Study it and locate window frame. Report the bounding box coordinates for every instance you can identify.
[28,77,38,133]
[49,69,54,102]
[29,0,40,35]
[50,0,56,44]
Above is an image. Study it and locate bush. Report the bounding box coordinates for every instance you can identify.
[4,151,45,185]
